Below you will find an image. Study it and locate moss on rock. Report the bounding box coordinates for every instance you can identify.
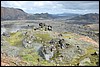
[5,32,24,46]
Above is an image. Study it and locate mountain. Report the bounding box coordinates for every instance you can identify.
[1,7,99,21]
[69,13,99,22]
[1,7,56,20]
[1,7,80,20]
[55,13,79,17]
[32,13,54,19]
[51,13,80,19]
[1,7,28,20]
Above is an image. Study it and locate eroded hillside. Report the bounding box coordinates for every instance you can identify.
[1,22,99,66]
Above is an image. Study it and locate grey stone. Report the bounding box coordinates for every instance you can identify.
[38,46,54,61]
[79,58,91,66]
[22,38,33,48]
[2,32,10,37]
[1,46,20,57]
[1,27,6,35]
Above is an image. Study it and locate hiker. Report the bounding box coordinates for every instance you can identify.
[49,39,56,45]
[65,43,70,48]
[43,46,48,54]
[48,25,52,31]
[58,33,63,37]
[58,39,65,49]
[39,23,45,28]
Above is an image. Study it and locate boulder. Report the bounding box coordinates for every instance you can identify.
[79,58,91,66]
[1,27,6,35]
[22,38,32,48]
[91,51,99,55]
[1,46,20,57]
[1,37,9,46]
[1,41,9,46]
[38,46,54,61]
[2,32,10,37]
[32,43,43,51]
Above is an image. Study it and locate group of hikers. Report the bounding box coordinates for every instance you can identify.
[34,23,52,31]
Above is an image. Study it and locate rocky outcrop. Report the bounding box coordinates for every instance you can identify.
[1,27,7,35]
[1,46,20,57]
[38,46,54,61]
[22,38,33,48]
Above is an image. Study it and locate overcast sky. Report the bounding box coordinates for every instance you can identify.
[1,1,99,14]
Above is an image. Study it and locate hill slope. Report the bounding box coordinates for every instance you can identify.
[1,7,28,20]
[69,13,99,23]
[1,22,99,66]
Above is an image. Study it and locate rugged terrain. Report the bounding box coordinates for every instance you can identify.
[1,7,99,22]
[1,20,99,66]
[1,6,99,66]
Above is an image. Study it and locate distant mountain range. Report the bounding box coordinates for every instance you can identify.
[50,13,80,19]
[1,7,99,22]
[69,13,99,22]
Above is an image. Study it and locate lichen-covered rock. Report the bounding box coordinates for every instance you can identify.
[38,46,54,61]
[1,46,20,57]
[22,38,33,48]
[79,58,91,66]
[32,43,43,51]
[1,27,6,35]
[2,32,10,37]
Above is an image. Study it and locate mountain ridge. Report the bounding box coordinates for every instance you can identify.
[1,7,99,22]
[69,13,99,22]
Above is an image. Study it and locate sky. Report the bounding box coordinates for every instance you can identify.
[1,1,99,14]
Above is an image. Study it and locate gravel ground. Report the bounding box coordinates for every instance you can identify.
[1,20,99,42]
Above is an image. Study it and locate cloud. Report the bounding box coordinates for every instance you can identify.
[57,1,99,10]
[1,1,99,14]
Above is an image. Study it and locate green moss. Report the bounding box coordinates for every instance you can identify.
[89,54,99,66]
[84,61,96,66]
[6,32,24,46]
[19,48,56,66]
[63,32,71,34]
[34,32,52,43]
[40,60,56,66]
[86,46,96,54]
[63,35,73,39]
[19,48,39,65]
[70,46,98,66]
